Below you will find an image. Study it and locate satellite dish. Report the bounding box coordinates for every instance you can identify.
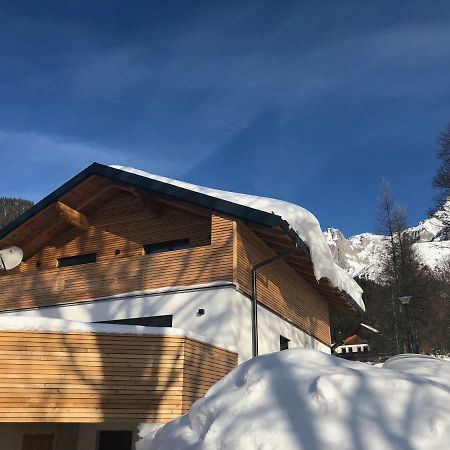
[0,246,23,270]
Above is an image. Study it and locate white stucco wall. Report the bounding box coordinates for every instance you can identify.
[1,283,329,362]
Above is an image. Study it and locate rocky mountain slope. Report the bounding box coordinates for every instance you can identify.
[325,207,450,282]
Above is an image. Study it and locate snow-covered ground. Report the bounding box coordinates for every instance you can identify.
[138,349,450,450]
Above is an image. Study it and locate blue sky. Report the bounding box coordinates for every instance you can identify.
[1,1,449,236]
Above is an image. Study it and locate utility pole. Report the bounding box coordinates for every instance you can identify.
[392,293,400,353]
[398,296,417,353]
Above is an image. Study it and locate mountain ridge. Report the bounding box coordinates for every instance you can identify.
[325,205,450,282]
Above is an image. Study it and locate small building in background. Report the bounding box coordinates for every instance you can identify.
[335,334,370,361]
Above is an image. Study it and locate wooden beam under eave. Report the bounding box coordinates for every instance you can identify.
[253,231,293,249]
[155,196,211,219]
[110,183,166,217]
[22,221,69,261]
[56,201,89,231]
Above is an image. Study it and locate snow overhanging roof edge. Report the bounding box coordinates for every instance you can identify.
[0,162,364,314]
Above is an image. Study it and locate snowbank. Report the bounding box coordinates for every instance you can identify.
[111,165,364,310]
[143,349,450,450]
[0,316,236,352]
[137,424,164,450]
[383,354,450,387]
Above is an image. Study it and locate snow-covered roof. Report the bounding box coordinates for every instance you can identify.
[340,334,368,346]
[0,162,364,312]
[111,165,365,311]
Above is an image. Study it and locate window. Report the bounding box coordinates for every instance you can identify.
[280,335,290,351]
[143,238,190,255]
[58,253,96,268]
[97,315,173,328]
[97,430,133,450]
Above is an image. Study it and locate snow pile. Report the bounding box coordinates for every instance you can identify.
[137,424,164,450]
[143,349,450,450]
[111,165,364,310]
[383,353,450,387]
[0,316,236,352]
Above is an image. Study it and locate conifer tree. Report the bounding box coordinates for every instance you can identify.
[0,197,34,230]
[377,181,423,353]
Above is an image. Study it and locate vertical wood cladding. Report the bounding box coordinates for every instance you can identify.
[0,331,237,423]
[0,193,234,311]
[235,222,331,345]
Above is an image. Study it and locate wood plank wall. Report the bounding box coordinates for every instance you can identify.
[0,193,234,311]
[0,331,237,423]
[181,339,238,414]
[235,222,331,345]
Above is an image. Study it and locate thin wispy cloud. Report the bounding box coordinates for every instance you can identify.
[0,1,449,234]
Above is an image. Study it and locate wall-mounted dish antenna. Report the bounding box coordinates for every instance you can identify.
[0,246,23,270]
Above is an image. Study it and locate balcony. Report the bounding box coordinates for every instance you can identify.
[0,322,237,423]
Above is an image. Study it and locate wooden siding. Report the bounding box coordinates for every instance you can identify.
[235,222,331,345]
[0,331,237,423]
[181,339,237,414]
[0,192,234,311]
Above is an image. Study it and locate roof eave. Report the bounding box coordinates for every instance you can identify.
[0,162,363,314]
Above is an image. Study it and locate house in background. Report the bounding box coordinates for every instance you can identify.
[0,163,364,450]
[335,334,370,361]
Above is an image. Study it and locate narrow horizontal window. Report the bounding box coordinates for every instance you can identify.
[143,238,190,255]
[97,315,173,328]
[58,253,97,268]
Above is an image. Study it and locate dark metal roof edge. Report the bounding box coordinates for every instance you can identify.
[0,162,282,240]
[0,161,362,312]
[95,164,283,228]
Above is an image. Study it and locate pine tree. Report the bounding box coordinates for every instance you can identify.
[377,181,423,353]
[0,197,34,230]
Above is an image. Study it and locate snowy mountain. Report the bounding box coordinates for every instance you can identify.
[325,207,450,282]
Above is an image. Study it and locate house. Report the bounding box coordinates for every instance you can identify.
[0,163,364,450]
[335,334,370,361]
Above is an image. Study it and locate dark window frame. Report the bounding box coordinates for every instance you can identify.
[97,430,133,450]
[143,238,190,255]
[280,335,290,351]
[57,253,97,268]
[96,315,173,328]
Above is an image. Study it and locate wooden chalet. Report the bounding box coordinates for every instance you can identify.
[0,163,364,450]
